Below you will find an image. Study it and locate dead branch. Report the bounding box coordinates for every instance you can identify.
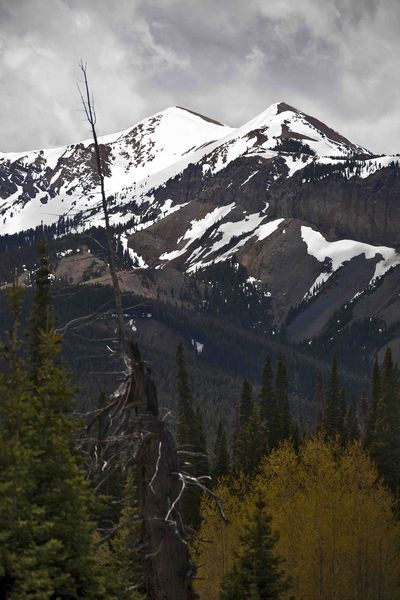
[78,60,126,353]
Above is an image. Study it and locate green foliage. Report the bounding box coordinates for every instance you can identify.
[344,398,360,443]
[260,356,294,452]
[109,469,145,599]
[364,358,381,448]
[274,357,292,446]
[275,137,316,156]
[314,368,325,427]
[323,355,346,440]
[0,251,109,598]
[195,257,273,331]
[176,342,209,530]
[27,240,54,384]
[260,356,275,424]
[212,422,230,480]
[233,380,267,474]
[219,494,291,600]
[369,348,400,493]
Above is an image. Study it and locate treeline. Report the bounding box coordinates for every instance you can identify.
[0,216,81,253]
[301,157,400,183]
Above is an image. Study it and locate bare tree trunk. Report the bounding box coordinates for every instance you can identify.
[111,340,197,599]
[78,60,126,352]
[137,417,196,599]
[126,341,196,598]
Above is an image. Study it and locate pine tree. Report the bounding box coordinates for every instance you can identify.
[219,494,291,599]
[315,369,325,428]
[233,379,255,472]
[0,267,108,597]
[176,342,195,449]
[194,405,209,477]
[212,422,230,480]
[27,240,54,384]
[260,356,278,450]
[344,397,360,443]
[260,356,274,423]
[240,378,255,425]
[175,342,208,530]
[110,470,145,599]
[0,283,50,595]
[358,389,369,431]
[233,380,255,471]
[369,348,400,493]
[365,358,381,447]
[339,388,347,439]
[234,381,267,474]
[323,355,345,441]
[274,357,292,447]
[240,405,268,475]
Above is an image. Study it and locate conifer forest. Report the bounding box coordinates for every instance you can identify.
[1,240,400,599]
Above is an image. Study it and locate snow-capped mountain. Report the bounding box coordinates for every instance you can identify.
[1,101,400,359]
[0,106,232,235]
[0,101,377,236]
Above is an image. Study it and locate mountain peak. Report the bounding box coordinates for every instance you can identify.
[238,100,371,157]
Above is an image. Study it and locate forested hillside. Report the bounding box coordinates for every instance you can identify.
[1,246,400,599]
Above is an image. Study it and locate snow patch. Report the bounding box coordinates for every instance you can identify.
[191,339,204,354]
[240,170,259,186]
[254,218,285,241]
[301,225,400,297]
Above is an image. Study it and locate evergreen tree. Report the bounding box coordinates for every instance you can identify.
[260,356,278,450]
[274,357,292,447]
[219,494,291,600]
[240,378,255,425]
[365,358,381,448]
[260,356,274,423]
[344,397,360,443]
[27,240,54,384]
[175,342,208,530]
[358,389,369,432]
[315,369,325,428]
[110,470,145,599]
[194,405,209,477]
[240,405,268,475]
[0,264,108,596]
[233,380,254,471]
[0,283,49,596]
[176,342,195,449]
[323,355,345,441]
[339,388,347,438]
[234,381,267,474]
[212,421,230,480]
[369,348,400,493]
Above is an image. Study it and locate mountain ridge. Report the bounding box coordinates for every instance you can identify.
[1,100,399,361]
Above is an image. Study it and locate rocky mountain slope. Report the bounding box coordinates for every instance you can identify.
[1,101,400,362]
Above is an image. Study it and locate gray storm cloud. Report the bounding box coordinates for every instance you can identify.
[0,0,399,153]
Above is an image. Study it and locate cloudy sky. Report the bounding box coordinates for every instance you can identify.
[1,0,399,154]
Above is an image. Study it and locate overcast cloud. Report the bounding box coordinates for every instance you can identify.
[0,0,399,153]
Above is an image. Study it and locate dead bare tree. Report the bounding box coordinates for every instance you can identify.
[77,62,199,599]
[78,60,126,353]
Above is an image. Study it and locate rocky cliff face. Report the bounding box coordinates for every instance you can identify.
[1,101,399,360]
